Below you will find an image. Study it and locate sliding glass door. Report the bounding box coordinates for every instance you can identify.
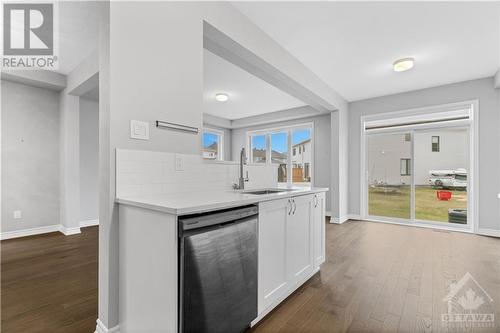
[414,128,469,225]
[367,132,412,220]
[365,126,470,229]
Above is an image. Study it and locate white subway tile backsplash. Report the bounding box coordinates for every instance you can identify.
[118,160,144,173]
[116,149,278,197]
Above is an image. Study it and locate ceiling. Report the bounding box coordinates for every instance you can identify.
[57,1,103,74]
[233,1,500,102]
[203,49,305,120]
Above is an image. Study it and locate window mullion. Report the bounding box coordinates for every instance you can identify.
[410,130,415,222]
[266,134,271,164]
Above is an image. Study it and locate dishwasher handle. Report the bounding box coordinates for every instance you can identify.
[179,205,258,234]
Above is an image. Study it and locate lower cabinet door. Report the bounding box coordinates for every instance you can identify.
[286,195,314,286]
[258,198,290,313]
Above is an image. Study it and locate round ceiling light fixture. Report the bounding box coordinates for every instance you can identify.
[393,57,415,72]
[215,93,229,102]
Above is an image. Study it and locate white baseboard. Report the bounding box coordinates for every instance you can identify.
[80,219,99,228]
[477,228,500,238]
[59,225,81,236]
[330,214,360,224]
[331,215,349,224]
[325,211,332,217]
[95,319,120,333]
[0,224,61,240]
[0,222,91,240]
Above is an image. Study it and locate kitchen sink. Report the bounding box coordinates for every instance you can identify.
[243,189,294,195]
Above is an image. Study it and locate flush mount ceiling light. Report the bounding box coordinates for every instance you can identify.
[215,93,229,102]
[393,57,415,72]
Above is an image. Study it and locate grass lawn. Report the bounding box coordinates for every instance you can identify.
[368,186,467,223]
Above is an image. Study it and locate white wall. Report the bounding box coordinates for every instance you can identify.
[349,77,499,231]
[79,97,99,222]
[59,91,80,233]
[110,3,203,155]
[1,80,60,232]
[102,2,205,329]
[231,113,332,211]
[329,107,349,222]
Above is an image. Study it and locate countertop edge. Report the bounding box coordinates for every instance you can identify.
[116,188,328,216]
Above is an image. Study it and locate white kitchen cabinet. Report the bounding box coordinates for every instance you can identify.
[117,178,327,332]
[286,195,314,286]
[313,192,326,267]
[257,197,290,313]
[257,193,323,319]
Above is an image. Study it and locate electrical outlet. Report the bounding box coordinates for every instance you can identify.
[175,155,184,171]
[13,210,22,219]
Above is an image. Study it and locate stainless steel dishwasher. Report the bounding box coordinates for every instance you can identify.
[178,205,258,333]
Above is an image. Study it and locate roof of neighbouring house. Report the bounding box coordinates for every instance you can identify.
[252,148,288,159]
[202,142,218,153]
[292,139,311,147]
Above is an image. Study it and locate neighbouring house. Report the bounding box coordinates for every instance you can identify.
[251,148,267,163]
[252,148,290,182]
[292,139,312,182]
[368,129,468,186]
[202,142,218,160]
[271,150,287,164]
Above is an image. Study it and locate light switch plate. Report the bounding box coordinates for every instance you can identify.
[130,120,150,140]
[13,210,22,219]
[175,155,184,171]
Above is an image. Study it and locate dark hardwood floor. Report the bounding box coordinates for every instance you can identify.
[251,220,500,333]
[2,221,500,332]
[1,226,98,333]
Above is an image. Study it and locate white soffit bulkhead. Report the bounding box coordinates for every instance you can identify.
[233,1,500,101]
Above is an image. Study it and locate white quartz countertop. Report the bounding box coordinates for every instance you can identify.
[116,187,328,215]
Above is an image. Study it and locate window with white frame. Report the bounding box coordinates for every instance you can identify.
[250,134,267,163]
[247,124,313,186]
[202,128,224,161]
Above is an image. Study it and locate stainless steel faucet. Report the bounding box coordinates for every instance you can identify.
[234,148,249,190]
